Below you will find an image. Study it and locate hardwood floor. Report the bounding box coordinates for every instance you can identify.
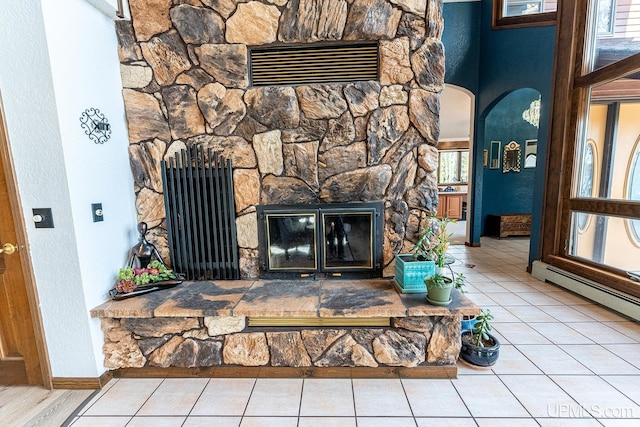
[0,385,94,427]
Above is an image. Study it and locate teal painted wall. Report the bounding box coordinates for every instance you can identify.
[442,0,556,267]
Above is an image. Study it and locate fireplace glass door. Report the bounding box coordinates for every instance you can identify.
[265,212,317,271]
[257,202,383,278]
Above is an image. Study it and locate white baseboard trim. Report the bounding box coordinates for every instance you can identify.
[532,261,640,321]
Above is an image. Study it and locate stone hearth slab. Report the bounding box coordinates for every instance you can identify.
[232,280,320,317]
[91,279,479,320]
[318,280,406,318]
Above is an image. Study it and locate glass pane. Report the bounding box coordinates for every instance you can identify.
[573,87,640,202]
[629,146,640,239]
[570,212,640,271]
[588,0,640,71]
[502,0,556,17]
[266,214,316,270]
[323,212,373,269]
[438,151,468,184]
[577,142,596,229]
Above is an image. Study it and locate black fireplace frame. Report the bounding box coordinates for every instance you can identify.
[256,201,384,279]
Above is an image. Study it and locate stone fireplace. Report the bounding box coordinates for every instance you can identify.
[119,0,444,279]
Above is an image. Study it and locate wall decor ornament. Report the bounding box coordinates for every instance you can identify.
[522,96,541,128]
[80,108,111,144]
[503,141,521,173]
[490,141,501,169]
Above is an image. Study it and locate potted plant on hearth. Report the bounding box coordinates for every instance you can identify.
[424,269,465,306]
[394,215,455,293]
[459,309,500,367]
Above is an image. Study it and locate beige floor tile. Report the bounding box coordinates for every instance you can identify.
[452,375,529,418]
[483,306,520,323]
[565,322,637,344]
[84,378,162,416]
[464,292,497,306]
[244,379,302,417]
[239,416,298,427]
[77,378,119,416]
[492,323,552,345]
[500,374,580,417]
[538,305,596,323]
[137,378,208,416]
[545,291,592,306]
[603,344,640,368]
[601,375,640,407]
[402,379,470,417]
[505,306,558,323]
[183,417,241,427]
[469,281,508,293]
[514,291,565,306]
[126,416,186,426]
[550,375,640,418]
[515,344,592,375]
[299,378,354,417]
[486,292,530,306]
[190,378,255,416]
[298,417,357,427]
[352,379,412,417]
[415,418,477,427]
[536,419,602,427]
[69,416,131,427]
[475,419,539,427]
[572,304,629,322]
[490,345,542,375]
[496,282,537,293]
[559,345,640,375]
[528,322,595,344]
[598,419,640,426]
[603,322,640,342]
[356,417,417,427]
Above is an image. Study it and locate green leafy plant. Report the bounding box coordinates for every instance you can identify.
[454,273,466,293]
[424,272,451,289]
[410,215,455,268]
[471,309,495,347]
[116,260,177,293]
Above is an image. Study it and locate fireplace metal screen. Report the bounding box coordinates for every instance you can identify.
[257,202,383,279]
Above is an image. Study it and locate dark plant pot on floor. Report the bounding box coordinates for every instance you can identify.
[460,330,500,367]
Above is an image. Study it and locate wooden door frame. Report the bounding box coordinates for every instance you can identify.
[0,93,52,388]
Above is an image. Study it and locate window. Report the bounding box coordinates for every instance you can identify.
[493,0,557,28]
[438,150,469,185]
[576,140,596,230]
[628,139,640,241]
[543,0,640,298]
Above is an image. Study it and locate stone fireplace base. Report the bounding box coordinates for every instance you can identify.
[91,280,479,378]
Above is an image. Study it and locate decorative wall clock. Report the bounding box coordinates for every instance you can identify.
[80,108,111,144]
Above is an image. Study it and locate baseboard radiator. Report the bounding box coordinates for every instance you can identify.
[532,261,640,321]
[161,146,239,280]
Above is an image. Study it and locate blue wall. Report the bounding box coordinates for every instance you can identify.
[442,0,556,267]
[442,1,480,94]
[482,88,540,228]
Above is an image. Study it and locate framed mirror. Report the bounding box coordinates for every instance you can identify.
[503,141,521,173]
[490,141,501,169]
[524,139,538,168]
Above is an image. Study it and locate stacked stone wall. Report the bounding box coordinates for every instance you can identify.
[118,0,445,278]
[101,314,461,369]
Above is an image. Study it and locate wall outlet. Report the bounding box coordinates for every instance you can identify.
[33,208,54,228]
[92,203,104,222]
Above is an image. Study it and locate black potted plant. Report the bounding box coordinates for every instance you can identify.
[459,309,500,367]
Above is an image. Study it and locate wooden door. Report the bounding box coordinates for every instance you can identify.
[0,105,43,385]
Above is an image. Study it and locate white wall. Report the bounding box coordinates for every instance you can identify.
[0,0,137,377]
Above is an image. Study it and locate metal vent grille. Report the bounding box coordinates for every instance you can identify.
[250,43,378,86]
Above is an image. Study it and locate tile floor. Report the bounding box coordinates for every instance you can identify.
[68,237,640,427]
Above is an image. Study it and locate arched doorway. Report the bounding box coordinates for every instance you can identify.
[438,84,475,245]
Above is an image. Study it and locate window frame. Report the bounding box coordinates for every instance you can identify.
[493,0,557,29]
[542,0,640,298]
